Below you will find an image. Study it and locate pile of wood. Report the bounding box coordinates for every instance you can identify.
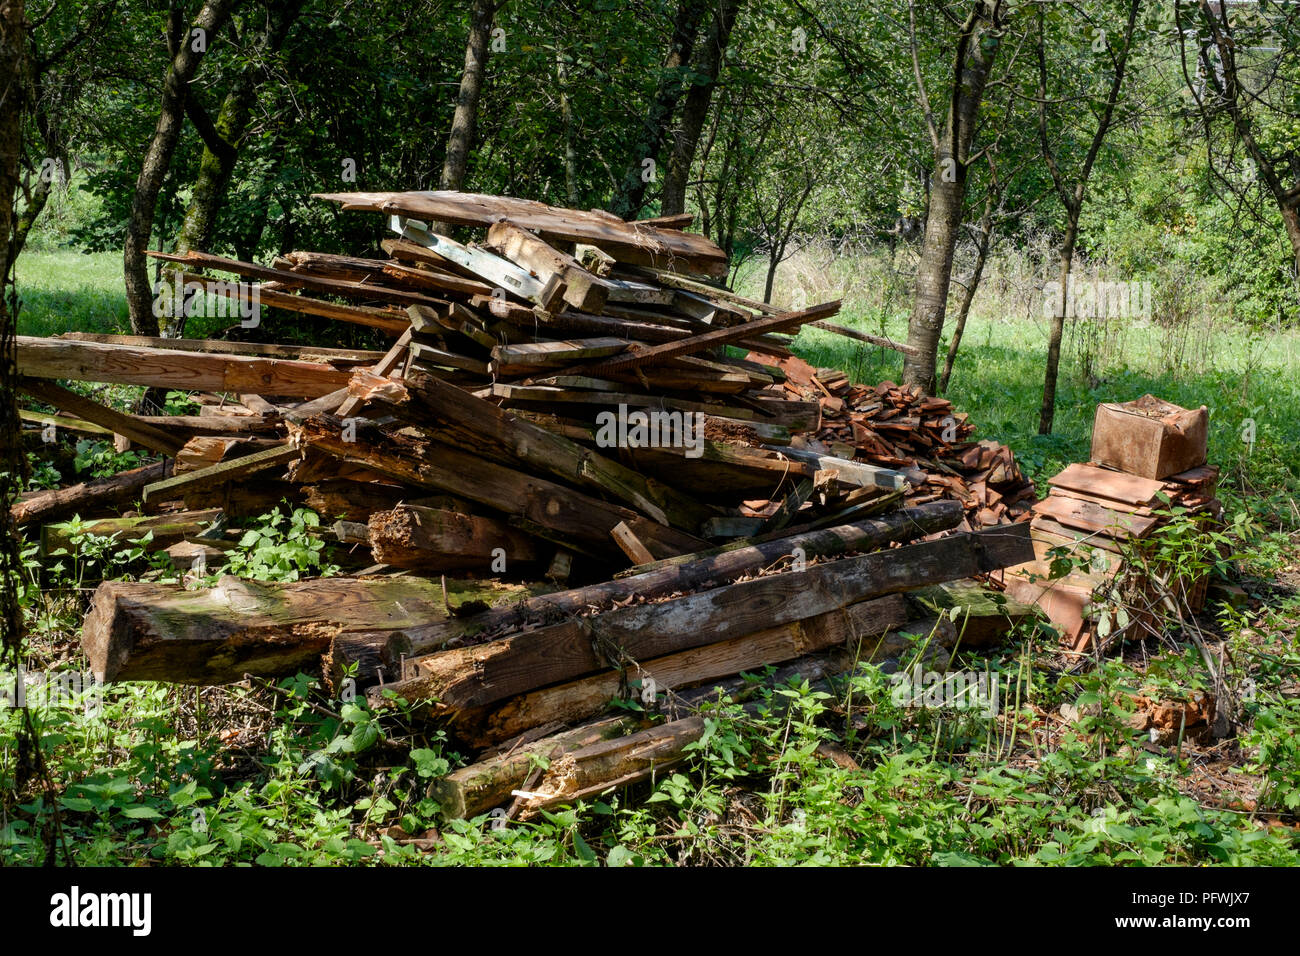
[13,189,1043,818]
[999,397,1221,651]
[771,355,1036,527]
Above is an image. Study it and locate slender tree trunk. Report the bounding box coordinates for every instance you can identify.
[441,0,497,194]
[1038,226,1077,433]
[9,172,49,263]
[609,0,707,219]
[938,200,994,394]
[1037,0,1139,433]
[661,0,741,217]
[901,1,1003,393]
[124,0,237,335]
[556,47,578,206]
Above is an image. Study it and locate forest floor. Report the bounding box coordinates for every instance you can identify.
[4,250,1298,865]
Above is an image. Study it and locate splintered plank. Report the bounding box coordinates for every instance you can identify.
[17,336,354,397]
[314,190,730,278]
[149,249,446,310]
[335,328,413,419]
[142,444,300,504]
[183,273,410,334]
[580,300,841,376]
[376,524,1033,710]
[19,378,188,456]
[1049,463,1164,508]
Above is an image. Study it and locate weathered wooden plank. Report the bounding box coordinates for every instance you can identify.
[41,509,222,558]
[486,220,614,312]
[292,418,705,560]
[142,444,300,504]
[56,333,386,364]
[186,274,410,335]
[149,249,446,310]
[19,378,188,456]
[17,336,354,397]
[334,500,963,676]
[759,444,908,491]
[12,460,173,526]
[580,301,840,375]
[314,190,730,277]
[401,368,714,531]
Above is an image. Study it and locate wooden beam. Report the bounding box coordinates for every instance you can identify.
[142,444,300,504]
[452,594,909,748]
[579,301,841,376]
[377,524,1033,710]
[293,418,706,560]
[368,505,541,571]
[82,574,474,683]
[486,219,614,312]
[184,273,409,335]
[19,378,188,455]
[401,368,715,531]
[11,460,172,527]
[17,336,354,398]
[56,333,387,364]
[149,249,446,310]
[329,500,963,676]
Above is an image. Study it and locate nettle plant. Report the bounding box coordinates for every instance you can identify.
[221,505,339,582]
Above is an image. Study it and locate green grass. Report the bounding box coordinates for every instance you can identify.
[13,250,129,337]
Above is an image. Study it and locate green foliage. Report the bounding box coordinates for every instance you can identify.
[72,439,141,479]
[220,505,339,582]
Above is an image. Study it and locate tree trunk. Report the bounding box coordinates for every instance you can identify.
[124,0,237,335]
[901,1,1003,393]
[1,0,29,669]
[938,198,995,394]
[1037,226,1077,434]
[556,47,578,206]
[661,0,741,217]
[1038,0,1138,433]
[440,0,496,195]
[609,0,707,219]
